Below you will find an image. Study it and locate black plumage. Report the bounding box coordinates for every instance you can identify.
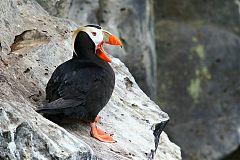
[85,24,102,29]
[37,31,115,122]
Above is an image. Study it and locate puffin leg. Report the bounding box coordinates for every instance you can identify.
[90,118,116,143]
[95,115,102,123]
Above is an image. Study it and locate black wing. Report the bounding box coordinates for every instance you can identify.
[37,61,112,120]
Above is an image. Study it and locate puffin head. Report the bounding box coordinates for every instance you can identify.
[72,25,122,63]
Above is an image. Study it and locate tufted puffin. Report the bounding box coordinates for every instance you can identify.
[37,25,122,143]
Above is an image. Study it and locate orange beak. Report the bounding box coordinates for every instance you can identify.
[96,30,122,63]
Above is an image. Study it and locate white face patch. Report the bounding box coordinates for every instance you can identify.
[84,27,104,46]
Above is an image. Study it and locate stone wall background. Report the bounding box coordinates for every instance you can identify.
[154,0,240,160]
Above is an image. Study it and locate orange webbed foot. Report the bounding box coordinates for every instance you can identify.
[90,122,116,143]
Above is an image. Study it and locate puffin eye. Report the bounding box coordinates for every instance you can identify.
[91,32,96,36]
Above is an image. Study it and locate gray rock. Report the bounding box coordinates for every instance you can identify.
[68,0,99,25]
[154,0,240,35]
[35,0,71,18]
[0,104,94,160]
[0,0,181,159]
[155,21,240,160]
[97,0,157,99]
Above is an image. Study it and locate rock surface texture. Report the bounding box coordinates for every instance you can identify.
[0,0,181,159]
[154,1,240,160]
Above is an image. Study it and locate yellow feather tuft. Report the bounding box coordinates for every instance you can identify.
[71,27,90,55]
